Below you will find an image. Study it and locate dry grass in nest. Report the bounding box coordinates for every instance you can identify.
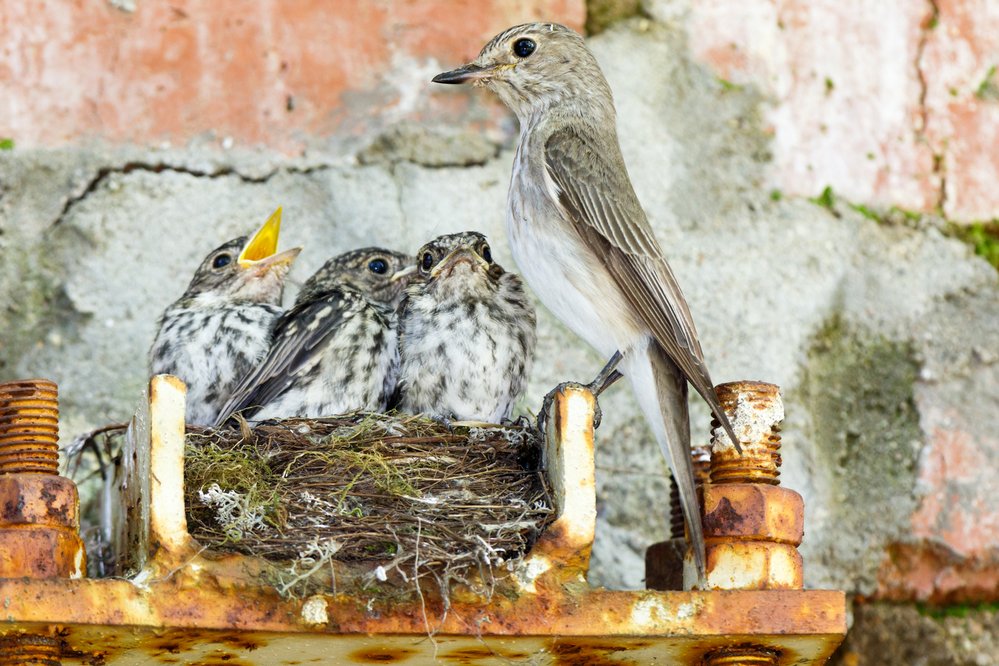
[185,413,554,598]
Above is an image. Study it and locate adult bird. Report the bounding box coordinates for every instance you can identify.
[397,231,536,422]
[149,207,300,426]
[432,22,740,578]
[214,248,414,424]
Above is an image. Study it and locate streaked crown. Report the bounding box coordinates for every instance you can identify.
[296,248,413,307]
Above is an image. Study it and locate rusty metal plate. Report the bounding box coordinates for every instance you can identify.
[0,378,845,665]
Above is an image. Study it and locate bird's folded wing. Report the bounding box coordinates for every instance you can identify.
[543,124,721,411]
[214,290,365,426]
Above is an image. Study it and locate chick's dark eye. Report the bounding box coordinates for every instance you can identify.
[420,252,434,272]
[513,38,536,58]
[212,253,232,269]
[480,244,492,263]
[368,258,387,274]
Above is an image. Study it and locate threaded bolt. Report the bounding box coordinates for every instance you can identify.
[0,634,61,665]
[703,646,779,666]
[669,445,711,539]
[0,380,60,475]
[710,381,783,485]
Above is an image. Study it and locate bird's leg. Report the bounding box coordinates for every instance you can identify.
[427,412,456,430]
[538,350,624,433]
[590,351,624,397]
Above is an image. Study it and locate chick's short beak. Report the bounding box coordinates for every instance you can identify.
[432,63,491,85]
[390,265,418,284]
[431,247,488,277]
[246,247,302,277]
[238,207,283,267]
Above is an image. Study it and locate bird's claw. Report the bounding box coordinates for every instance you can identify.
[537,380,609,433]
[428,413,456,430]
[537,351,625,433]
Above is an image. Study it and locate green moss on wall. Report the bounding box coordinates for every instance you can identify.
[0,251,88,377]
[796,315,922,589]
[949,221,999,271]
[585,0,643,35]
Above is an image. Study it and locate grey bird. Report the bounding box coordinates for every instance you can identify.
[397,231,536,423]
[149,208,301,426]
[214,248,414,424]
[433,23,740,577]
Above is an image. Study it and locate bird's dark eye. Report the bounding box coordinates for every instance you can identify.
[513,38,536,58]
[420,252,434,273]
[212,253,232,269]
[480,244,493,263]
[368,258,387,274]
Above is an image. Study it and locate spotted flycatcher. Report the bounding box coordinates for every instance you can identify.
[434,23,740,577]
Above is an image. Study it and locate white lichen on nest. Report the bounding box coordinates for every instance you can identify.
[184,412,554,598]
[196,483,271,539]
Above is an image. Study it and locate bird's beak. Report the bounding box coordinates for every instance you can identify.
[246,246,302,276]
[390,265,418,284]
[238,207,283,267]
[432,63,491,85]
[431,248,488,277]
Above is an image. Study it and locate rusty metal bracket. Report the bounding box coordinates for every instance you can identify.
[0,376,845,664]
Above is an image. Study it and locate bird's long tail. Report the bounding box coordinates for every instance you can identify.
[621,339,705,580]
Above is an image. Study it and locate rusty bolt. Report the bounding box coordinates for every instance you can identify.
[670,445,711,539]
[0,379,85,581]
[710,381,782,485]
[697,381,804,591]
[0,634,61,666]
[0,379,60,475]
[702,645,779,665]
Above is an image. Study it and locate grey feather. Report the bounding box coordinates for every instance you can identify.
[544,125,739,452]
[214,290,380,423]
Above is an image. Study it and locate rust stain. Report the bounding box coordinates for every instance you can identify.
[442,646,532,662]
[705,496,744,534]
[548,637,643,666]
[702,485,804,545]
[349,647,417,663]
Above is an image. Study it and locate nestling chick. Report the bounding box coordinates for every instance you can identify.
[149,208,300,425]
[397,231,536,423]
[215,248,414,424]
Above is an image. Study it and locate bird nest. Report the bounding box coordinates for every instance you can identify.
[183,413,555,598]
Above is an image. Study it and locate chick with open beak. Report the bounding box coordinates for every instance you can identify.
[397,231,537,423]
[149,207,301,426]
[215,248,415,425]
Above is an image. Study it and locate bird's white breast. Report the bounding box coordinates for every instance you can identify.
[507,138,640,359]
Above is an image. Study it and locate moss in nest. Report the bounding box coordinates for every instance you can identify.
[184,413,554,598]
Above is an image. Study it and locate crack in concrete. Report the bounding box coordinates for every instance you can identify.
[48,160,335,231]
[50,161,272,230]
[915,0,947,215]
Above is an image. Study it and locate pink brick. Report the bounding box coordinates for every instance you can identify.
[0,1,584,151]
[686,0,940,212]
[876,400,999,603]
[922,0,999,220]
